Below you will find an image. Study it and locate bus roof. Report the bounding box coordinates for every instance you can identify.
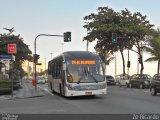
[48,51,102,63]
[63,51,100,60]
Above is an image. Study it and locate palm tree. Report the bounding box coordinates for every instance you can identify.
[98,50,115,74]
[144,29,160,74]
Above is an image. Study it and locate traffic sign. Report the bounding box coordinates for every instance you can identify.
[8,44,17,54]
[0,55,12,59]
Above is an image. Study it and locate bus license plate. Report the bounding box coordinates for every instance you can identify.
[85,92,92,95]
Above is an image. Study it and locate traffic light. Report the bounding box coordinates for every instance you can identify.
[112,33,117,43]
[64,32,71,42]
[33,54,40,63]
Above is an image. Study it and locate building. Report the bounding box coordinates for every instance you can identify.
[22,59,47,77]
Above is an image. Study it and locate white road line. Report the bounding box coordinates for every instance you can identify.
[37,85,54,96]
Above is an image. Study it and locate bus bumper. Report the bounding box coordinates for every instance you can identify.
[65,88,107,97]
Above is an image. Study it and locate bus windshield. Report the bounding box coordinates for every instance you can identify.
[66,60,105,83]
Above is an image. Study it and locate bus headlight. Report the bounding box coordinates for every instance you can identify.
[99,83,107,89]
[67,84,75,90]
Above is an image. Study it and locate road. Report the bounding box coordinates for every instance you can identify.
[0,82,160,115]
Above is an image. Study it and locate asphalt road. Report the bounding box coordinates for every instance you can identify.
[0,83,160,114]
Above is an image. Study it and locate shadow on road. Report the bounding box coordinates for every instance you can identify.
[52,91,105,100]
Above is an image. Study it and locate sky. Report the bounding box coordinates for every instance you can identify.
[0,0,160,76]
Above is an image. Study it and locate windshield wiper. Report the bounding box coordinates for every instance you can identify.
[77,67,98,84]
[77,77,82,84]
[88,71,98,83]
[77,68,88,84]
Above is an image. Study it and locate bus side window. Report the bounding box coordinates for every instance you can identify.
[48,62,51,74]
[58,61,63,78]
[56,62,60,78]
[53,63,56,78]
[51,63,54,78]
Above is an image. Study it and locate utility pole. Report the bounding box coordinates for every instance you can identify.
[34,34,63,90]
[115,53,117,78]
[34,32,71,90]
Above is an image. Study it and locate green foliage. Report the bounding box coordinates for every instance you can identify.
[144,28,160,73]
[84,7,154,53]
[156,36,160,46]
[83,6,154,74]
[145,30,160,59]
[98,50,114,65]
[0,79,20,95]
[0,34,32,61]
[0,33,33,78]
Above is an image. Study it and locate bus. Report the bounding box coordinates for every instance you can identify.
[48,51,107,97]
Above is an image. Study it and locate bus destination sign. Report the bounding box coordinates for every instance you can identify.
[72,60,96,65]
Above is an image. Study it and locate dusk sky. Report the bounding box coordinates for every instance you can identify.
[0,0,160,76]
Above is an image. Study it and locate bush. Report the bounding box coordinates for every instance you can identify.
[0,88,11,95]
[0,79,20,95]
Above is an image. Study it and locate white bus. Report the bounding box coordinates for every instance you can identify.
[48,51,107,97]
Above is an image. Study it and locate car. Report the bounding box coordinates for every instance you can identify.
[150,74,160,96]
[128,74,151,89]
[106,75,116,85]
[117,76,129,87]
[37,76,46,84]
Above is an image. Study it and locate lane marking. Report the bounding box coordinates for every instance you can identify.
[37,85,54,96]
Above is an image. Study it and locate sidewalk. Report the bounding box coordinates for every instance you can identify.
[14,80,45,99]
[0,80,45,100]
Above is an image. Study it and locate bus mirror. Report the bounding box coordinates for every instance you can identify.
[63,63,66,70]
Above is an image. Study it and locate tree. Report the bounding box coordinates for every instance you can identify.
[125,11,154,74]
[83,7,154,75]
[0,33,33,78]
[144,28,160,74]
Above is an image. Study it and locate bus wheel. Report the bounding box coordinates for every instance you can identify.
[50,83,53,93]
[59,84,65,96]
[151,87,157,96]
